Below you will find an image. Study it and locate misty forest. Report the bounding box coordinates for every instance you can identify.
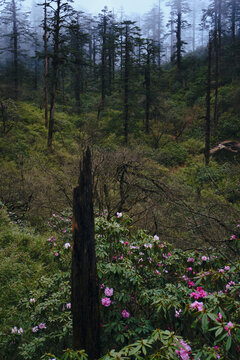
[0,0,240,359]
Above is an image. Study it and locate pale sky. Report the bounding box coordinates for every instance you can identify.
[26,0,158,17]
[75,0,156,15]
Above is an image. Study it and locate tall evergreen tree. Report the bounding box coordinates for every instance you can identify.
[167,0,191,70]
[0,0,31,98]
[47,0,74,150]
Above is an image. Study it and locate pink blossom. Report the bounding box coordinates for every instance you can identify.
[11,327,18,334]
[101,297,111,307]
[175,309,182,318]
[225,281,235,292]
[64,242,71,249]
[201,256,207,261]
[224,321,234,335]
[153,235,159,241]
[32,326,39,333]
[190,287,207,299]
[224,266,230,271]
[29,298,36,303]
[39,323,46,329]
[190,301,204,312]
[176,339,191,360]
[100,283,105,289]
[230,235,237,240]
[218,269,224,273]
[122,309,130,318]
[18,328,23,334]
[54,252,59,257]
[66,303,71,309]
[187,257,195,263]
[217,312,223,322]
[104,287,113,297]
[188,281,195,288]
[116,212,122,218]
[187,267,192,271]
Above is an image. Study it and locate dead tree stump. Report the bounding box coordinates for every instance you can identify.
[71,147,100,359]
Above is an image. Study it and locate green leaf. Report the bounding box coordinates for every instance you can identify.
[226,336,232,351]
[202,314,209,333]
[215,327,223,337]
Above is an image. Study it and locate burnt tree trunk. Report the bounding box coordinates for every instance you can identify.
[71,147,101,360]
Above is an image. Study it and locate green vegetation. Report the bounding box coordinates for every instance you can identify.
[0,207,239,359]
[0,0,240,359]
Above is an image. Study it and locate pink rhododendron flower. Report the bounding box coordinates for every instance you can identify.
[225,281,235,292]
[153,235,159,241]
[66,303,71,309]
[32,326,39,333]
[230,235,236,240]
[101,297,111,307]
[29,298,36,303]
[187,257,195,263]
[104,287,113,297]
[64,242,71,249]
[39,323,46,329]
[224,266,230,271]
[176,339,191,360]
[188,281,195,288]
[217,312,223,322]
[190,287,207,299]
[190,301,204,312]
[187,267,192,271]
[100,283,105,289]
[201,256,207,261]
[122,309,130,318]
[224,321,234,335]
[219,269,224,273]
[18,328,23,334]
[116,212,122,218]
[175,309,182,318]
[54,252,59,257]
[11,327,18,334]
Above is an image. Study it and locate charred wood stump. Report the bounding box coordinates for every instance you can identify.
[71,147,100,359]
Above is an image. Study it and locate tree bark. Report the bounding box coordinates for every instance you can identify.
[48,0,60,150]
[72,147,101,359]
[12,0,18,99]
[44,0,49,128]
[205,35,212,166]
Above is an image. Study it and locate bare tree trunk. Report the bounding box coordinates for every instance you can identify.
[44,0,48,128]
[176,1,182,71]
[12,0,18,99]
[192,0,196,51]
[72,147,101,359]
[205,35,212,166]
[145,43,151,134]
[48,0,60,150]
[124,23,129,145]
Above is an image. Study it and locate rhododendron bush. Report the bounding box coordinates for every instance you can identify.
[0,208,239,360]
